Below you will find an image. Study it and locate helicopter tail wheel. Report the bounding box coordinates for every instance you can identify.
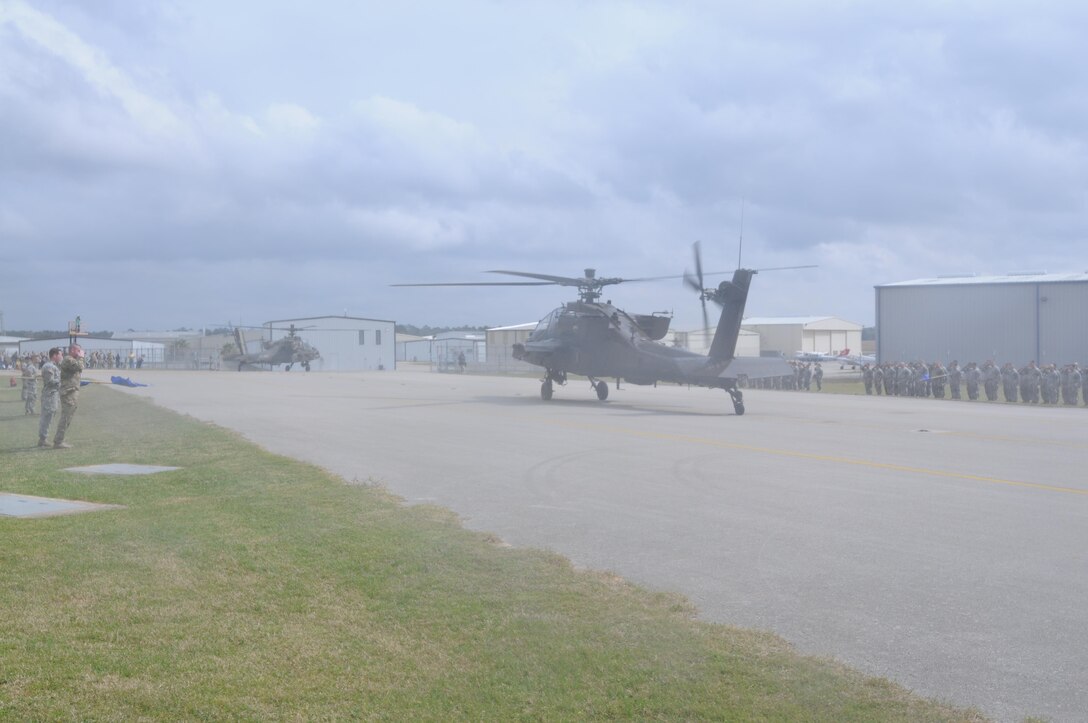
[541,379,554,401]
[594,380,609,401]
[729,389,745,415]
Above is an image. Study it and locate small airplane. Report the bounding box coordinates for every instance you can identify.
[395,244,811,414]
[224,324,320,371]
[794,348,875,369]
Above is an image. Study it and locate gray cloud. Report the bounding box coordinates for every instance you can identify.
[2,0,1087,332]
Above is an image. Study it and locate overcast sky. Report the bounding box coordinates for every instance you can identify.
[2,0,1086,333]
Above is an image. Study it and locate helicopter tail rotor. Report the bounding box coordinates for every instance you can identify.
[684,241,711,343]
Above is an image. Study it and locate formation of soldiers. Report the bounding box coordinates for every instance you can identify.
[84,350,142,369]
[745,361,826,391]
[741,358,1088,407]
[857,360,1087,405]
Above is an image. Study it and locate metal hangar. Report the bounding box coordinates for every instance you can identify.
[875,272,1088,365]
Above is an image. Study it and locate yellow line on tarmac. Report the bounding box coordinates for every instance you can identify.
[551,420,1088,497]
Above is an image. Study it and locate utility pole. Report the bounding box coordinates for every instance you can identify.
[0,310,5,336]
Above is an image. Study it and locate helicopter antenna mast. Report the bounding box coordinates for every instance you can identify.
[737,197,745,269]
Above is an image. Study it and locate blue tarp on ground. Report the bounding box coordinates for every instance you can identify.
[110,376,148,387]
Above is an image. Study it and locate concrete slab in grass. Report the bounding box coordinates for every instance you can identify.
[0,492,123,518]
[65,463,180,476]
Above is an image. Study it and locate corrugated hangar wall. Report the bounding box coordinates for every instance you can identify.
[876,280,1088,365]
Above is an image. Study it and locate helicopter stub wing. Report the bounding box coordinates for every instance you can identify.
[716,356,794,380]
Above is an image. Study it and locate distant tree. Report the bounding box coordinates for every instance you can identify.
[396,324,491,336]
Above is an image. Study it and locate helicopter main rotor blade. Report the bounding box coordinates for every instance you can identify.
[751,264,819,273]
[487,270,584,285]
[391,281,555,287]
[488,269,697,286]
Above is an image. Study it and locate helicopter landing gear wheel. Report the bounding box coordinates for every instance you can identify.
[729,388,745,415]
[541,379,554,400]
[303,362,311,371]
[238,362,244,372]
[594,380,609,401]
[286,363,293,371]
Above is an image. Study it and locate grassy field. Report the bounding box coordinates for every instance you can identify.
[0,380,985,720]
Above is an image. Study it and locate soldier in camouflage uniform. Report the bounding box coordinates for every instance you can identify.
[22,359,38,414]
[981,361,1000,401]
[1082,364,1088,406]
[872,364,884,395]
[53,344,85,449]
[1070,364,1082,406]
[1020,361,1041,403]
[1042,364,1061,405]
[947,361,962,399]
[1001,363,1019,403]
[1060,365,1075,405]
[964,362,981,401]
[38,348,62,447]
[931,361,946,399]
[862,364,873,395]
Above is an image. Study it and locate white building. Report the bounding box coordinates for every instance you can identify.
[671,327,761,357]
[484,323,537,373]
[264,316,395,371]
[741,316,863,358]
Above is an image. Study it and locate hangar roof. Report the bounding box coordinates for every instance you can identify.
[878,272,1088,288]
[742,316,835,325]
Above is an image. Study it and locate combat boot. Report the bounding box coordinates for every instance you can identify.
[54,441,72,449]
[38,437,49,448]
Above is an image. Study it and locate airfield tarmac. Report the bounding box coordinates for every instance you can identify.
[105,367,1087,722]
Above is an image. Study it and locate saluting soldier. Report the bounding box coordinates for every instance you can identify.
[862,364,873,395]
[52,344,85,449]
[872,364,884,395]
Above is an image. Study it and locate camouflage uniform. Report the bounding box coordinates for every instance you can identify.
[1021,363,1041,403]
[872,365,883,395]
[931,362,946,399]
[1001,364,1019,403]
[53,355,85,447]
[982,362,1000,401]
[862,364,873,395]
[38,359,60,446]
[948,362,962,400]
[1042,365,1060,405]
[22,363,38,414]
[965,363,981,401]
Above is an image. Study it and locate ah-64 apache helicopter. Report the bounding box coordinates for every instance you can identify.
[395,244,809,414]
[224,324,321,371]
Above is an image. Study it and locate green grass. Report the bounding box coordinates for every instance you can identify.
[0,382,985,720]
